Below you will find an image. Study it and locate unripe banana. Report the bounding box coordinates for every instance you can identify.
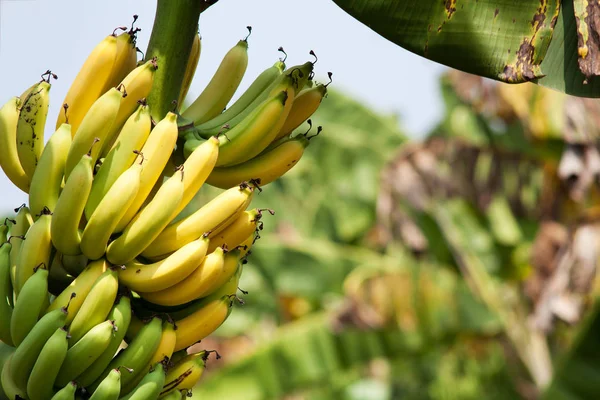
[160,351,210,396]
[107,168,184,265]
[45,258,107,325]
[142,183,254,259]
[76,296,132,387]
[0,97,29,192]
[89,368,121,400]
[29,122,72,217]
[207,208,270,252]
[118,235,209,292]
[178,32,201,106]
[65,87,125,180]
[17,78,52,179]
[51,151,94,256]
[51,381,78,400]
[182,36,249,124]
[61,253,90,277]
[67,268,119,346]
[275,81,328,140]
[87,103,151,218]
[121,362,166,400]
[9,205,33,288]
[56,33,118,134]
[0,222,7,246]
[11,265,49,346]
[81,160,142,260]
[55,320,117,387]
[114,112,179,232]
[10,307,69,392]
[160,388,184,400]
[0,242,14,346]
[1,355,28,399]
[26,327,69,400]
[15,207,52,295]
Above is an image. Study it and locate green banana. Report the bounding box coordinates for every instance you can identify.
[120,362,166,400]
[68,268,119,346]
[51,151,94,256]
[0,96,30,193]
[28,122,72,217]
[89,368,121,400]
[26,327,69,400]
[1,355,28,399]
[0,241,13,347]
[55,320,117,387]
[160,388,184,400]
[76,296,132,387]
[11,265,49,346]
[10,205,33,289]
[51,381,78,400]
[0,222,7,246]
[61,253,89,277]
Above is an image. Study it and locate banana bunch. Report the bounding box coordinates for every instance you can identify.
[0,16,329,400]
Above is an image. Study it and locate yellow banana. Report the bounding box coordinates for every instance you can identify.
[207,208,271,252]
[100,58,158,158]
[207,131,313,188]
[56,33,118,134]
[14,207,52,295]
[17,76,52,179]
[178,32,201,106]
[81,160,142,260]
[114,112,179,233]
[141,182,254,259]
[51,151,94,256]
[118,235,209,292]
[106,29,138,91]
[0,97,29,192]
[238,232,255,257]
[182,33,249,124]
[159,351,211,396]
[275,78,328,140]
[28,122,72,217]
[107,167,184,265]
[9,205,33,288]
[65,86,125,179]
[87,102,151,218]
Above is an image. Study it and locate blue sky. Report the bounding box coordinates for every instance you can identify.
[0,0,446,213]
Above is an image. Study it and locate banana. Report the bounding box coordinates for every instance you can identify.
[76,296,132,388]
[14,207,52,295]
[206,131,313,188]
[1,355,28,399]
[140,247,239,306]
[0,97,29,192]
[107,167,184,265]
[182,33,249,124]
[0,221,7,246]
[9,205,33,288]
[90,317,162,393]
[87,103,151,218]
[238,232,255,257]
[106,29,138,91]
[118,235,209,292]
[89,368,121,400]
[142,182,254,259]
[61,253,90,277]
[178,31,201,106]
[16,76,52,179]
[275,79,328,141]
[0,241,14,346]
[215,88,292,167]
[45,258,107,325]
[160,351,210,396]
[81,160,143,260]
[10,306,69,392]
[26,327,69,400]
[28,122,72,217]
[193,59,286,137]
[121,362,166,400]
[160,388,184,400]
[65,87,125,180]
[55,320,117,387]
[207,208,271,252]
[114,112,179,233]
[51,150,94,256]
[67,267,119,346]
[11,265,49,346]
[100,58,158,158]
[56,33,118,134]
[48,251,75,296]
[51,381,78,400]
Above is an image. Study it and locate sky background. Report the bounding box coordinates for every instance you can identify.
[0,0,446,213]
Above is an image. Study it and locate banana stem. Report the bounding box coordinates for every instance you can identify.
[145,0,217,120]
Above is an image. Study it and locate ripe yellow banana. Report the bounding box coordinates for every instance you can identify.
[275,79,328,141]
[118,235,209,292]
[51,151,94,256]
[142,182,254,259]
[106,29,138,91]
[114,112,179,233]
[87,103,151,218]
[17,77,52,179]
[159,351,210,396]
[178,32,201,106]
[207,131,313,188]
[208,208,271,252]
[81,160,142,260]
[107,167,184,265]
[0,97,29,192]
[9,205,33,288]
[56,33,118,134]
[28,122,72,217]
[182,33,249,124]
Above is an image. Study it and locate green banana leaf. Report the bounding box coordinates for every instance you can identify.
[331,0,600,97]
